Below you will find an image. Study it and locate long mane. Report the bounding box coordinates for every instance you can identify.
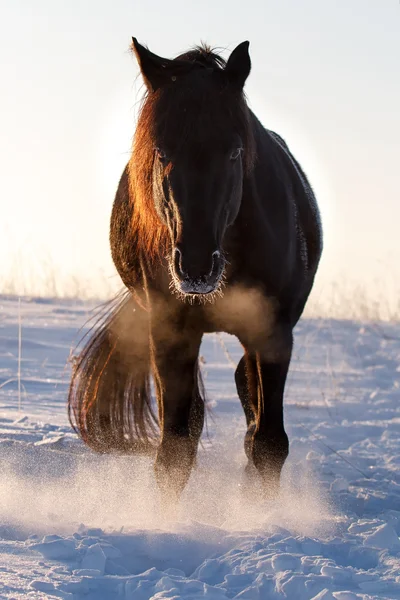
[128,96,169,264]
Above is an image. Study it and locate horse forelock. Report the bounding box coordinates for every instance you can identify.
[175,44,227,70]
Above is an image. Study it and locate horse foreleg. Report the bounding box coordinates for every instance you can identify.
[235,354,257,459]
[242,327,293,498]
[152,332,204,502]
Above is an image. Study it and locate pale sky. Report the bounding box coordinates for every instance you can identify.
[1,0,399,302]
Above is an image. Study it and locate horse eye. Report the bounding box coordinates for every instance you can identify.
[230,147,243,160]
[155,147,167,161]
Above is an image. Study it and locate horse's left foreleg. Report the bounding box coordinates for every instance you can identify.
[152,330,204,501]
[242,326,293,497]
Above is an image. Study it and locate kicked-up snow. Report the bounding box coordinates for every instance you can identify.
[0,296,400,599]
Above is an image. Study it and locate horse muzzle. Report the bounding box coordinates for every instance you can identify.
[172,247,224,295]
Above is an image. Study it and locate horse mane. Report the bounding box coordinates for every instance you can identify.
[128,96,169,266]
[128,43,254,264]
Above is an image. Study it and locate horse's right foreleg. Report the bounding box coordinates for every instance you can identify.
[152,329,204,502]
[235,354,257,459]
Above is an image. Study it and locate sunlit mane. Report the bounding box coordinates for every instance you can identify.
[128,99,169,263]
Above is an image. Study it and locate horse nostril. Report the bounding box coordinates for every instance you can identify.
[173,247,185,277]
[173,247,223,285]
[209,250,221,278]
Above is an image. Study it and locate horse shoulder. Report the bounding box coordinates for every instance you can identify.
[110,165,142,289]
[267,129,323,275]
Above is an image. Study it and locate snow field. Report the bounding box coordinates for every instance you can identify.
[1,297,400,599]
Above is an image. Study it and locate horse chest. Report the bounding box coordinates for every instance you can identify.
[203,285,278,340]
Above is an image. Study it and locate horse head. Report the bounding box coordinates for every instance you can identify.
[130,38,254,299]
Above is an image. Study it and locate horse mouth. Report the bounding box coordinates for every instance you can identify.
[178,278,220,295]
[168,251,226,301]
[171,277,225,302]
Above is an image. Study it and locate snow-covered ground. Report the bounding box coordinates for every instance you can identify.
[1,296,400,599]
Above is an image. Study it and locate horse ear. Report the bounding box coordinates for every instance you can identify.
[131,37,172,92]
[225,41,251,90]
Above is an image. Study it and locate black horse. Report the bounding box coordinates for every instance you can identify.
[68,38,322,501]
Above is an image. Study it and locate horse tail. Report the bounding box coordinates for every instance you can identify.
[68,291,157,454]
